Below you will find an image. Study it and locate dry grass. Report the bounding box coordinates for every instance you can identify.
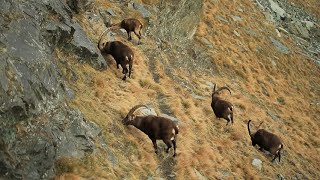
[53,173,83,180]
[55,0,320,179]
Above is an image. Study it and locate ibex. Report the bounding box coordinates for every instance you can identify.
[122,105,179,157]
[98,29,134,80]
[110,18,143,44]
[211,84,234,126]
[247,120,284,162]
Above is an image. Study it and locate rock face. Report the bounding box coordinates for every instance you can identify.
[256,0,320,63]
[148,0,202,44]
[141,0,214,85]
[0,0,106,120]
[66,0,94,14]
[0,0,106,179]
[0,107,102,179]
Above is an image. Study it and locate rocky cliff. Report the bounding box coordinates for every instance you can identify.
[0,0,106,179]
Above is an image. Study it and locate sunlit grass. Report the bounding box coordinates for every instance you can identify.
[54,0,320,179]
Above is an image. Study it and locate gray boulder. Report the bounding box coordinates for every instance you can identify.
[252,158,263,171]
[268,0,286,19]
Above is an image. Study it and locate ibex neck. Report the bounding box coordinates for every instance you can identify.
[127,116,142,128]
[212,94,219,102]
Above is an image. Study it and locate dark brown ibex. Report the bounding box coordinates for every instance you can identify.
[98,29,134,80]
[110,18,143,44]
[122,105,179,157]
[247,120,284,162]
[211,84,234,126]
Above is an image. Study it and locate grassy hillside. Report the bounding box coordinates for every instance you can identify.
[289,0,320,18]
[54,0,320,179]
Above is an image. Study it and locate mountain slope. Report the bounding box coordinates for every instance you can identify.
[1,0,318,179]
[55,0,320,179]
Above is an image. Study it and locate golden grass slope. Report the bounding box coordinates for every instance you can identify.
[54,0,320,179]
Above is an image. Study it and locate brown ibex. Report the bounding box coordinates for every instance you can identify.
[98,29,134,80]
[122,105,179,157]
[247,120,284,162]
[211,84,234,126]
[110,18,143,44]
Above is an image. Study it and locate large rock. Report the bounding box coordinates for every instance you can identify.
[0,0,106,121]
[252,158,263,171]
[0,0,107,178]
[0,106,103,179]
[268,0,286,19]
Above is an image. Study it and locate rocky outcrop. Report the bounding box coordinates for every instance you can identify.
[255,0,320,64]
[0,0,106,179]
[147,0,202,44]
[0,0,106,120]
[134,0,214,81]
[66,0,94,14]
[0,106,102,179]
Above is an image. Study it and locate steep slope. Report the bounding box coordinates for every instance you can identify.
[1,0,318,179]
[52,0,320,179]
[53,0,320,179]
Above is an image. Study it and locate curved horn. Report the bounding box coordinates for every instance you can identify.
[256,121,263,129]
[216,86,232,94]
[126,105,148,119]
[247,120,252,137]
[212,83,217,96]
[98,28,110,51]
[110,22,121,29]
